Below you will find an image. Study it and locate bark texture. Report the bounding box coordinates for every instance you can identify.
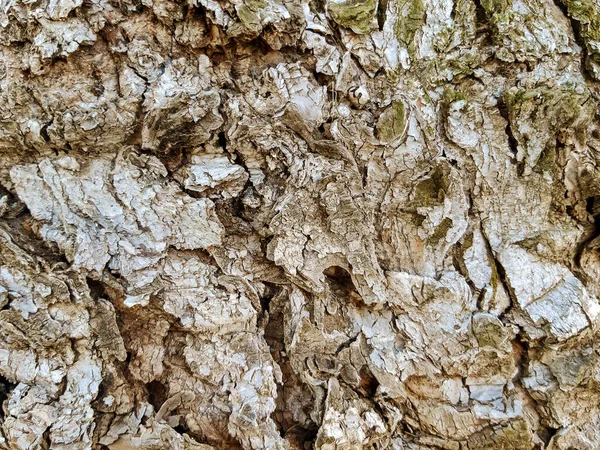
[1,0,600,447]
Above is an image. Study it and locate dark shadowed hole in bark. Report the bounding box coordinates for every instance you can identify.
[40,120,52,142]
[539,426,559,446]
[323,266,356,294]
[497,98,525,176]
[574,196,600,270]
[262,283,318,443]
[586,196,600,221]
[86,277,107,300]
[358,366,380,397]
[260,282,278,321]
[218,131,227,151]
[284,425,318,449]
[550,0,596,82]
[42,429,51,446]
[472,0,488,27]
[0,204,68,264]
[173,425,187,435]
[146,380,168,412]
[172,422,221,447]
[0,375,16,417]
[323,266,363,307]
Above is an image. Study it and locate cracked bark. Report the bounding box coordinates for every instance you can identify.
[1,0,600,448]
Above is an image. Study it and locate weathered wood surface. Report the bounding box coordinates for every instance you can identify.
[1,0,600,447]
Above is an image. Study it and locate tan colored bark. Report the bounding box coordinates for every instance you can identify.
[1,0,600,447]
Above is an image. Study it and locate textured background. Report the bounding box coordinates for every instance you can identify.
[1,0,600,447]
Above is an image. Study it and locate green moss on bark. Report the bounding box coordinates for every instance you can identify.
[429,217,454,245]
[376,100,406,143]
[327,0,378,34]
[413,166,450,207]
[394,0,425,55]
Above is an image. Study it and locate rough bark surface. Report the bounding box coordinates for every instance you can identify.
[1,0,600,447]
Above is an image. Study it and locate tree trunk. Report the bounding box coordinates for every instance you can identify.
[1,0,600,448]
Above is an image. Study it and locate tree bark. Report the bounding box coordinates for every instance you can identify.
[1,0,600,448]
